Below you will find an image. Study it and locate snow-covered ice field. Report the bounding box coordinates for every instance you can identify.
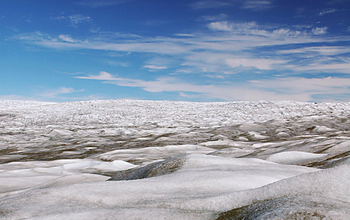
[1,99,350,219]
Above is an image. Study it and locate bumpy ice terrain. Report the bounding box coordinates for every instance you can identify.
[1,100,350,219]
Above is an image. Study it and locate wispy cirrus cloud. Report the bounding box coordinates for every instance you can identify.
[6,0,350,103]
[16,20,348,76]
[76,0,131,8]
[58,34,75,43]
[312,27,328,35]
[206,21,307,39]
[17,21,331,52]
[207,21,233,31]
[16,18,350,100]
[143,65,167,71]
[200,13,228,21]
[191,0,273,11]
[251,77,350,101]
[55,14,91,27]
[190,0,231,9]
[70,14,91,27]
[105,60,129,67]
[76,72,350,101]
[76,71,121,80]
[207,21,322,40]
[278,46,350,56]
[241,0,272,10]
[41,87,84,99]
[287,62,350,74]
[0,95,38,101]
[226,58,285,70]
[319,8,337,16]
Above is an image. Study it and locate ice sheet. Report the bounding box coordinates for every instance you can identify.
[0,159,136,193]
[0,154,319,219]
[1,99,350,219]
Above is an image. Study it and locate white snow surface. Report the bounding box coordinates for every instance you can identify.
[1,99,350,219]
[267,151,328,164]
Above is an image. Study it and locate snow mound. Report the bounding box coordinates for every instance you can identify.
[108,156,185,181]
[267,151,327,165]
[181,158,350,214]
[97,145,214,164]
[0,159,136,193]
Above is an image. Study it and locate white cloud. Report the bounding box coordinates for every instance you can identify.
[17,31,47,41]
[41,87,84,98]
[143,65,167,70]
[76,71,350,101]
[76,71,121,80]
[312,27,328,35]
[242,0,272,10]
[201,13,228,21]
[17,21,349,76]
[69,15,91,26]
[207,21,261,33]
[105,76,308,101]
[0,95,37,101]
[319,9,336,16]
[105,61,129,67]
[251,77,350,101]
[18,23,327,55]
[208,21,232,31]
[271,28,303,38]
[207,21,304,39]
[59,35,75,43]
[179,92,201,99]
[59,87,76,93]
[174,33,195,37]
[205,74,225,79]
[278,46,350,56]
[291,62,350,74]
[55,14,91,27]
[226,58,285,70]
[76,0,131,8]
[190,0,231,9]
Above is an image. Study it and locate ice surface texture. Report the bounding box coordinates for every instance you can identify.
[216,196,350,220]
[108,156,185,180]
[1,99,350,165]
[1,99,350,219]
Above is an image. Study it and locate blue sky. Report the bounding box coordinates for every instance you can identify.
[1,0,350,102]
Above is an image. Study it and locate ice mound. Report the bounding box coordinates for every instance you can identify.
[312,125,335,134]
[97,145,214,164]
[182,158,350,215]
[199,140,240,147]
[0,159,136,193]
[209,147,255,158]
[108,156,185,181]
[266,151,327,165]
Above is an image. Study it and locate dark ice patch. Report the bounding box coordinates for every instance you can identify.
[216,196,350,220]
[0,113,15,118]
[108,156,185,181]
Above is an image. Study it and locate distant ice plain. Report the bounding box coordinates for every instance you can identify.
[1,100,350,219]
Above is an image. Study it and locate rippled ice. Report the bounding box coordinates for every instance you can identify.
[1,100,350,219]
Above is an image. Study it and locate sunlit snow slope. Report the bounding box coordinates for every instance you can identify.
[1,100,350,219]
